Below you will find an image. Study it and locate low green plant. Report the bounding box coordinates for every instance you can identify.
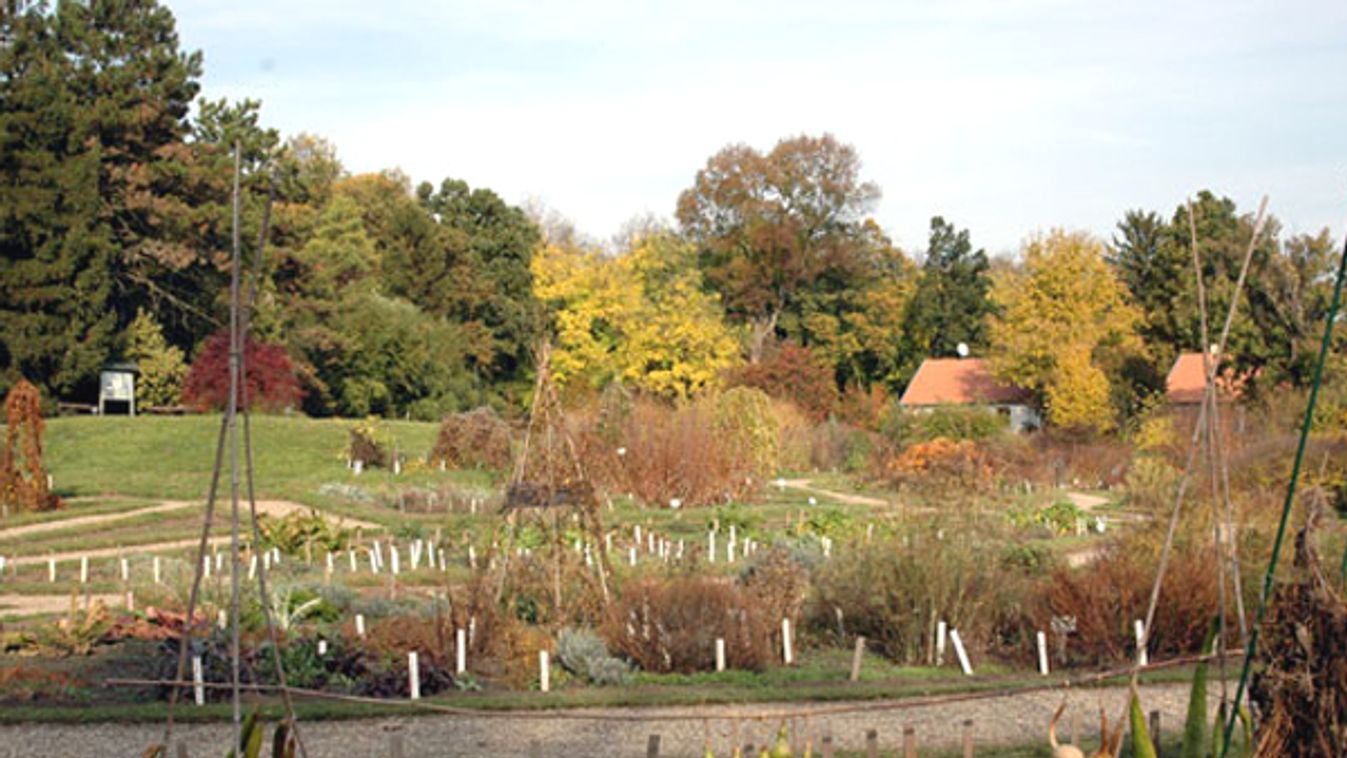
[556,626,632,686]
[257,509,353,555]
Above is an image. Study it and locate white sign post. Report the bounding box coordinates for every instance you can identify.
[539,650,551,693]
[1036,631,1050,676]
[456,628,467,674]
[408,651,421,700]
[950,629,974,676]
[715,638,726,672]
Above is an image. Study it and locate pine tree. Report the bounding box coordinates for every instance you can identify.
[0,2,117,398]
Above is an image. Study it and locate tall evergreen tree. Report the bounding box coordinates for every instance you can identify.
[0,1,117,398]
[896,216,992,383]
[1,0,207,398]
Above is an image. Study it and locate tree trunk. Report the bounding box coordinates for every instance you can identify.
[747,310,780,363]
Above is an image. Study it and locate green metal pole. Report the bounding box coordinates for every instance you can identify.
[1219,225,1347,757]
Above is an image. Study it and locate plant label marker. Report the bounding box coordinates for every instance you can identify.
[326,551,334,574]
[708,531,716,563]
[539,650,550,693]
[48,557,55,583]
[467,545,477,570]
[203,554,211,579]
[0,556,6,577]
[125,591,134,611]
[356,613,366,637]
[715,638,726,672]
[438,549,446,570]
[153,556,161,584]
[191,655,205,706]
[634,525,642,545]
[120,557,129,582]
[950,629,973,675]
[408,651,421,699]
[1134,619,1148,667]
[629,547,637,567]
[782,619,794,664]
[1036,631,1050,675]
[456,628,467,674]
[318,639,327,656]
[427,543,436,569]
[262,551,270,573]
[79,555,88,584]
[348,550,357,572]
[272,547,281,565]
[249,554,257,580]
[218,609,227,630]
[370,549,380,574]
[605,533,613,553]
[936,621,948,665]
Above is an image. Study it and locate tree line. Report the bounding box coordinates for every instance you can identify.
[1,0,1340,432]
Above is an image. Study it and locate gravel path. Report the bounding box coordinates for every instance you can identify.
[0,682,1202,757]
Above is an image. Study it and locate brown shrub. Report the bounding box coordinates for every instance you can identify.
[1032,545,1221,666]
[984,433,1132,489]
[601,576,775,672]
[809,526,1027,665]
[577,399,761,508]
[429,406,513,471]
[1,379,62,512]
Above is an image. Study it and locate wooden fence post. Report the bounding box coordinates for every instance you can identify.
[1149,710,1162,755]
[849,636,866,682]
[865,728,878,758]
[962,719,974,758]
[820,734,834,758]
[646,733,661,758]
[388,731,404,758]
[903,726,916,758]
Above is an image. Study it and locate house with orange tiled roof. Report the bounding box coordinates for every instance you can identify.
[898,357,1041,432]
[1165,350,1251,405]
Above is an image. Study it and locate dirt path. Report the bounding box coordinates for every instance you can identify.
[0,501,195,540]
[780,478,892,507]
[0,499,380,561]
[0,682,1202,757]
[1065,491,1110,511]
[0,592,124,617]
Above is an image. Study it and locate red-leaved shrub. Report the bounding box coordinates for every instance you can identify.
[729,342,838,422]
[182,331,303,412]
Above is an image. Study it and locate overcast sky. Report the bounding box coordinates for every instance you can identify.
[172,0,1346,256]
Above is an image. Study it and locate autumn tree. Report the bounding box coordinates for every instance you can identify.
[533,232,740,399]
[676,134,881,362]
[989,230,1141,433]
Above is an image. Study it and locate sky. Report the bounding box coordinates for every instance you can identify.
[171,0,1347,256]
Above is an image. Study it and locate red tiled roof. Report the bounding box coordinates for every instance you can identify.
[898,358,1032,406]
[1166,352,1249,404]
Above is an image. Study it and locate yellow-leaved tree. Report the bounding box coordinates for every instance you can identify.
[989,229,1141,433]
[532,232,741,399]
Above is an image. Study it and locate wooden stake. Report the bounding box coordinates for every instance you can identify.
[865,728,878,758]
[903,726,916,758]
[646,734,661,758]
[849,635,866,682]
[962,719,974,758]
